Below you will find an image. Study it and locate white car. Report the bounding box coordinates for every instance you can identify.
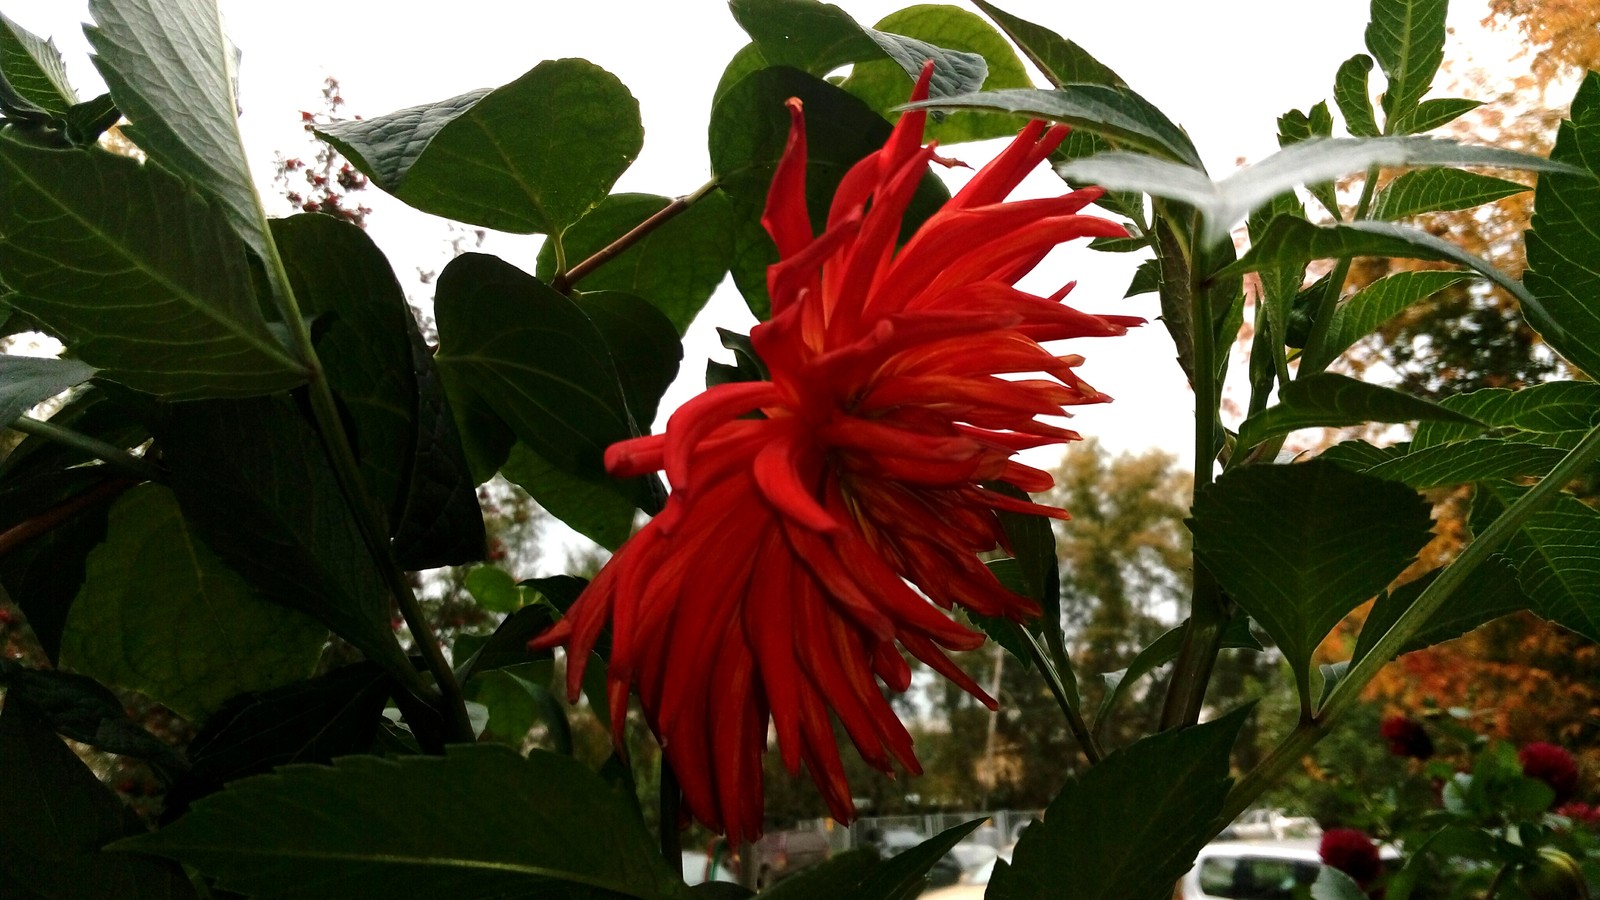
[1178,839,1399,900]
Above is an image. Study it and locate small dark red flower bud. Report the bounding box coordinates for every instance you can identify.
[1521,742,1580,805]
[1380,715,1434,759]
[1320,828,1381,887]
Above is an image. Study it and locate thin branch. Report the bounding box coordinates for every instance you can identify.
[552,179,720,294]
[0,476,136,560]
[1023,632,1104,764]
[6,414,162,482]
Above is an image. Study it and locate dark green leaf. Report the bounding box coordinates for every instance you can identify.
[579,290,683,431]
[1275,104,1340,215]
[0,470,121,663]
[119,745,679,900]
[1220,218,1536,310]
[1235,372,1482,450]
[465,664,569,752]
[1334,54,1380,137]
[0,696,196,899]
[1307,270,1471,371]
[0,139,306,397]
[1192,461,1432,701]
[727,0,880,74]
[1247,192,1309,353]
[534,192,734,334]
[1478,482,1600,644]
[1093,615,1260,739]
[163,662,393,821]
[0,12,78,117]
[908,83,1201,167]
[464,565,524,614]
[690,885,753,899]
[1370,168,1529,220]
[759,850,879,900]
[457,598,566,681]
[973,559,1037,670]
[987,708,1249,900]
[971,0,1124,88]
[0,385,146,485]
[1365,0,1447,122]
[1336,438,1569,489]
[86,0,271,259]
[852,819,983,900]
[1391,97,1481,134]
[0,663,183,767]
[1063,137,1572,248]
[1353,557,1530,661]
[60,484,325,719]
[317,59,641,236]
[65,92,122,146]
[500,442,637,551]
[0,354,95,426]
[1124,258,1161,298]
[841,5,1030,144]
[1417,381,1600,448]
[1523,72,1600,380]
[156,396,412,679]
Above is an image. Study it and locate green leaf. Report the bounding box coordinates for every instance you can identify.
[1365,0,1447,122]
[0,139,307,397]
[851,819,983,900]
[1220,217,1537,310]
[0,663,185,768]
[1235,372,1483,450]
[164,662,394,819]
[0,696,196,899]
[273,214,484,569]
[119,745,678,900]
[1417,381,1600,448]
[1334,54,1380,137]
[433,253,654,515]
[500,442,637,551]
[0,12,78,117]
[1391,97,1481,134]
[0,354,95,427]
[1331,438,1569,490]
[156,396,412,680]
[85,0,271,260]
[1308,269,1471,370]
[1061,137,1574,248]
[1479,481,1600,644]
[1523,72,1600,380]
[1192,461,1432,703]
[1276,104,1341,216]
[907,83,1201,167]
[579,290,683,431]
[988,708,1249,900]
[65,92,123,146]
[60,484,325,720]
[1353,557,1530,661]
[1370,168,1529,220]
[841,5,1031,144]
[317,59,641,236]
[456,598,565,681]
[534,192,733,335]
[1125,258,1161,298]
[465,664,569,752]
[1094,615,1260,740]
[760,850,880,900]
[464,565,524,614]
[973,559,1037,670]
[0,469,118,664]
[1247,192,1309,353]
[971,0,1124,88]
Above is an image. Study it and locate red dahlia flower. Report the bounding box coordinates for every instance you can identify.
[531,63,1138,842]
[1319,828,1382,887]
[1379,714,1434,760]
[1521,742,1580,805]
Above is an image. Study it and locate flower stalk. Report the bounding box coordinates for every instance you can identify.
[552,178,721,294]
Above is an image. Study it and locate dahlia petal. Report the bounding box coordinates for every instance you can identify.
[762,98,813,259]
[901,632,998,708]
[663,380,779,498]
[753,431,841,533]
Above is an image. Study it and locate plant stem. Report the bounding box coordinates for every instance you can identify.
[0,476,135,560]
[659,760,683,868]
[256,224,473,743]
[552,179,720,294]
[6,415,163,482]
[1483,863,1512,899]
[1024,632,1103,764]
[1218,420,1600,823]
[1299,165,1380,374]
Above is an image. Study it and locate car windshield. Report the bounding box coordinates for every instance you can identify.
[1198,855,1322,899]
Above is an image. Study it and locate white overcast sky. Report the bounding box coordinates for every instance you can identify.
[6,0,1530,474]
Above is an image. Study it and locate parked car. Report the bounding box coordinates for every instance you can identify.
[1177,839,1400,899]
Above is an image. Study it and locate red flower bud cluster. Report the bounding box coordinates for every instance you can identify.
[1520,742,1580,805]
[1320,828,1381,886]
[1379,715,1434,760]
[1555,801,1600,828]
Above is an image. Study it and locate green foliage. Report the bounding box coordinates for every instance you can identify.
[0,13,76,117]
[1524,71,1600,380]
[1369,168,1529,220]
[1364,0,1447,123]
[0,354,94,426]
[1235,372,1483,450]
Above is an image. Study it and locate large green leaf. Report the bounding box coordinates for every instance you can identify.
[0,469,119,664]
[1059,137,1572,247]
[118,745,679,900]
[852,819,983,900]
[1523,72,1600,380]
[0,354,95,426]
[270,214,484,569]
[1306,269,1471,371]
[1323,438,1569,490]
[0,138,306,397]
[1191,461,1432,701]
[0,664,184,767]
[85,0,270,260]
[0,12,78,117]
[1333,54,1380,138]
[1370,168,1529,220]
[987,708,1248,900]
[1391,97,1481,134]
[500,441,637,551]
[0,696,196,899]
[1353,558,1530,660]
[1235,372,1481,450]
[433,253,654,515]
[59,484,326,720]
[971,0,1124,88]
[578,291,682,432]
[760,851,879,900]
[841,5,1030,144]
[907,83,1201,167]
[156,396,412,679]
[317,59,640,236]
[164,662,393,819]
[1365,0,1447,122]
[1478,482,1600,643]
[534,192,733,334]
[1220,217,1537,309]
